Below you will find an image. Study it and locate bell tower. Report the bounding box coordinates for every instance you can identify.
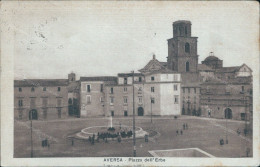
[167,20,198,74]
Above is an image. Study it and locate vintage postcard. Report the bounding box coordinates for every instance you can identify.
[1,1,259,166]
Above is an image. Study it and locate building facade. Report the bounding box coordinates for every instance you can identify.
[199,55,253,120]
[79,56,182,117]
[14,79,69,120]
[79,76,117,117]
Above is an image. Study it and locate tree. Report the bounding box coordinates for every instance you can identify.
[73,98,80,117]
[68,98,73,116]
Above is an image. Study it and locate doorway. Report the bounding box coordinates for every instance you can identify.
[138,107,144,116]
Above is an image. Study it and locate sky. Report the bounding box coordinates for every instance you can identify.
[6,1,258,80]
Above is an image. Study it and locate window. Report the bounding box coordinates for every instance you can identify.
[57,87,60,92]
[124,77,127,84]
[185,43,190,53]
[188,88,190,93]
[100,84,103,92]
[241,86,244,92]
[151,87,155,92]
[151,76,155,81]
[241,113,246,120]
[139,97,142,104]
[111,111,114,117]
[139,77,142,82]
[151,98,155,104]
[138,87,142,91]
[208,97,211,102]
[194,97,196,104]
[57,98,62,107]
[18,99,23,107]
[124,111,128,116]
[110,97,114,105]
[86,95,91,104]
[87,85,91,92]
[110,87,114,94]
[183,88,185,93]
[43,87,46,91]
[174,95,179,104]
[174,84,178,91]
[68,98,73,105]
[124,87,127,92]
[186,61,190,72]
[31,87,35,92]
[100,97,104,102]
[19,87,22,92]
[124,97,128,104]
[173,74,178,81]
[194,88,196,93]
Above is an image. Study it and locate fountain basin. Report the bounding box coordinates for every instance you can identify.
[76,125,148,139]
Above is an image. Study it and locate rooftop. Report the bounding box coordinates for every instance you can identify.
[118,73,143,77]
[215,66,241,73]
[14,79,69,87]
[80,76,117,82]
[173,20,191,25]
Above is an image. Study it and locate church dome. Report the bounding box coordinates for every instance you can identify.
[204,56,220,61]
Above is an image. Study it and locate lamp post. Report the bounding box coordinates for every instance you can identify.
[30,110,33,158]
[132,71,136,157]
[150,97,153,123]
[225,100,229,144]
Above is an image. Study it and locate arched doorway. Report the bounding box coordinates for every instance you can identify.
[138,107,144,116]
[224,108,232,119]
[29,109,38,120]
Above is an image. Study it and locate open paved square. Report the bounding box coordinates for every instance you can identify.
[14,116,252,158]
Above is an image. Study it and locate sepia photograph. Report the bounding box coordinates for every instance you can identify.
[1,1,259,166]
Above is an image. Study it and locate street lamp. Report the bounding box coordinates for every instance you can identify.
[132,71,136,157]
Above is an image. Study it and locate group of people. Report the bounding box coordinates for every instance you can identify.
[176,123,189,136]
[42,138,50,148]
[86,130,133,145]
